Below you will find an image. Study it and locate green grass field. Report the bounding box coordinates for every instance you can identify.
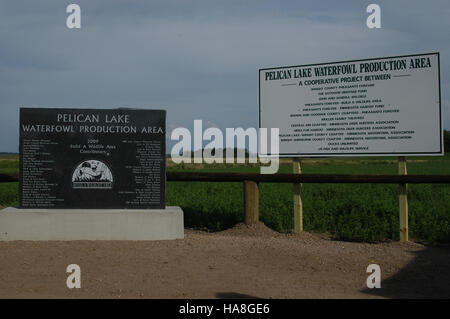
[1,154,449,243]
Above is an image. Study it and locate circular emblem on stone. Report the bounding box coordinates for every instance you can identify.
[72,160,113,189]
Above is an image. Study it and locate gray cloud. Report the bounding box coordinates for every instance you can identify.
[0,0,449,152]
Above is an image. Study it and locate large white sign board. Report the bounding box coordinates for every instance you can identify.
[259,53,442,157]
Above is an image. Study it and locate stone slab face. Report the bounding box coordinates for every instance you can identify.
[0,207,184,241]
[19,108,166,209]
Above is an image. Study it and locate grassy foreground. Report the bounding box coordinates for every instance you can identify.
[1,155,449,243]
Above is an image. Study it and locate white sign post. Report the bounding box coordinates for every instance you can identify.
[259,52,442,157]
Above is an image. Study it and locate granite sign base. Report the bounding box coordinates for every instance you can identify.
[0,207,184,241]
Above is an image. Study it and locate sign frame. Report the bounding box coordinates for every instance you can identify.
[19,107,166,209]
[259,52,443,157]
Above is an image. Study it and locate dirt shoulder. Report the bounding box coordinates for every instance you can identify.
[0,223,449,299]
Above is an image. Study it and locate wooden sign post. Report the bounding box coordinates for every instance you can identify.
[244,180,259,225]
[293,158,303,233]
[398,156,409,242]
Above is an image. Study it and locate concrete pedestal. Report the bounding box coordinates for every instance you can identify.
[0,207,184,241]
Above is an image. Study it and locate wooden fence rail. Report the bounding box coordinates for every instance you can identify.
[166,172,450,184]
[0,174,18,183]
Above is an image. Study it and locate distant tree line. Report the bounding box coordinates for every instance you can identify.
[0,152,18,155]
[167,147,251,158]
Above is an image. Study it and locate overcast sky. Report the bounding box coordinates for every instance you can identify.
[0,0,449,152]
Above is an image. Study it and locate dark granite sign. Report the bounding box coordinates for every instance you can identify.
[19,108,166,209]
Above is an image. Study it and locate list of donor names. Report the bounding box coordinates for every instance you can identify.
[21,139,62,207]
[123,140,163,206]
[284,81,411,152]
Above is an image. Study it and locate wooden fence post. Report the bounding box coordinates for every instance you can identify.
[293,158,303,233]
[244,180,259,225]
[398,156,408,242]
